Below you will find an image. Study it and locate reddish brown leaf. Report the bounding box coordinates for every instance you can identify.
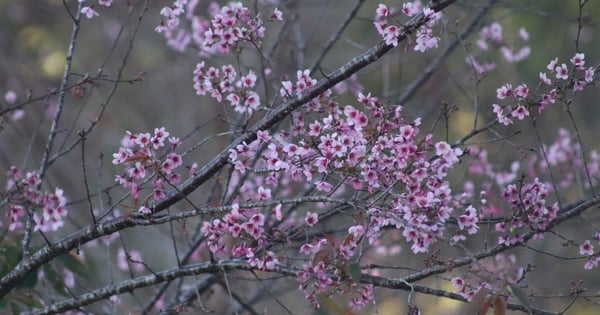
[312,247,333,265]
[479,296,492,315]
[343,233,354,246]
[323,232,336,245]
[464,287,490,315]
[494,295,507,315]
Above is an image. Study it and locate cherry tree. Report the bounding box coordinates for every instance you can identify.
[0,0,599,314]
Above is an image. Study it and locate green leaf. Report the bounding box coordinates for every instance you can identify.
[0,294,9,308]
[43,264,67,296]
[0,241,23,277]
[347,262,362,283]
[16,269,38,289]
[12,292,43,308]
[507,284,532,315]
[10,302,20,315]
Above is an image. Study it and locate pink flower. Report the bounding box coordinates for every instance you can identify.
[511,105,529,120]
[240,71,257,88]
[570,52,585,69]
[573,80,585,92]
[271,204,283,221]
[138,205,151,214]
[315,180,333,192]
[305,212,319,226]
[271,8,283,21]
[555,63,569,80]
[4,90,16,104]
[402,2,421,16]
[515,84,529,98]
[580,240,594,256]
[584,257,598,270]
[518,28,529,41]
[584,67,595,83]
[451,277,465,290]
[112,147,130,165]
[263,251,279,269]
[414,28,439,52]
[383,25,400,46]
[81,6,99,19]
[135,132,151,147]
[539,72,551,85]
[348,225,365,238]
[257,186,271,200]
[546,57,558,71]
[496,84,513,100]
[376,4,389,18]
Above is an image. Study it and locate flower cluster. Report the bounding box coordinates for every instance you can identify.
[492,53,596,125]
[200,202,282,270]
[156,1,271,54]
[452,254,524,301]
[374,1,442,51]
[201,2,265,53]
[79,0,113,19]
[112,128,183,214]
[193,62,261,114]
[491,83,530,125]
[530,128,600,189]
[211,85,473,308]
[4,166,68,232]
[297,260,374,309]
[580,233,600,269]
[540,53,595,91]
[280,69,318,100]
[466,126,600,253]
[296,226,373,309]
[228,91,468,255]
[466,22,530,74]
[494,177,558,245]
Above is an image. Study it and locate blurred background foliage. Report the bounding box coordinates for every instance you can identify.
[1,0,600,314]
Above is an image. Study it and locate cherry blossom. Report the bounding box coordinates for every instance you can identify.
[81,6,99,19]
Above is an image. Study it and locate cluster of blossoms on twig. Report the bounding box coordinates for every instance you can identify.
[374,1,442,51]
[532,128,600,189]
[112,127,184,214]
[466,22,531,74]
[493,53,596,125]
[4,166,68,232]
[220,83,469,307]
[494,177,558,245]
[193,62,261,114]
[156,1,276,54]
[467,126,600,271]
[79,0,113,19]
[452,254,524,301]
[157,1,283,114]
